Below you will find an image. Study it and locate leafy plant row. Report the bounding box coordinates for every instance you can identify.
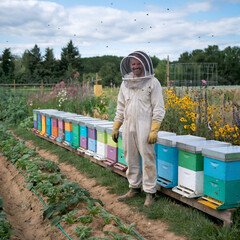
[0,197,15,240]
[0,126,138,240]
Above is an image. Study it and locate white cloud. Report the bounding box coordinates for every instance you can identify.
[0,0,239,60]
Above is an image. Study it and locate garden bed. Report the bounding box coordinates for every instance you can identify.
[0,133,185,240]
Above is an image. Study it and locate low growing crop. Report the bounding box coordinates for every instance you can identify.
[0,126,139,239]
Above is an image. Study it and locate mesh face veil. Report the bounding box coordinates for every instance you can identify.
[120,51,155,88]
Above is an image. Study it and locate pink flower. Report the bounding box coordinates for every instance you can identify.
[60,81,65,85]
[201,79,207,85]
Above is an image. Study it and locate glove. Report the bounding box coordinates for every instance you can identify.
[112,121,122,143]
[147,122,161,144]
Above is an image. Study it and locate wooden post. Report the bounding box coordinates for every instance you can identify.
[41,79,43,91]
[167,55,170,87]
[94,73,102,96]
[14,79,16,91]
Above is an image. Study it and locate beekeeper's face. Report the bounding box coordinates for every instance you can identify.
[130,58,144,77]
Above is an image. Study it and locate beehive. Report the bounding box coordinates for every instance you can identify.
[173,140,231,198]
[157,135,205,189]
[199,146,240,209]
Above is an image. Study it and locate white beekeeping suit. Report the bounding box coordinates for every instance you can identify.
[112,50,165,206]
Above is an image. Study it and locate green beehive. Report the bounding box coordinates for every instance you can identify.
[178,150,204,171]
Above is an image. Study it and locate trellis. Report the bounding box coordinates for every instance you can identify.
[168,63,218,87]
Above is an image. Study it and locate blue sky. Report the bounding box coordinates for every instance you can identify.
[0,0,240,60]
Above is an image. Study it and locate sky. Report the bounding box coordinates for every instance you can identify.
[0,0,240,61]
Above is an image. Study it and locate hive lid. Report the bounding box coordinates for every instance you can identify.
[49,111,68,118]
[177,140,231,154]
[156,131,176,143]
[87,120,113,129]
[56,112,77,120]
[42,110,60,117]
[64,115,87,123]
[71,116,91,124]
[157,135,206,147]
[106,126,114,134]
[34,109,58,115]
[202,146,240,162]
[78,118,100,126]
[96,123,114,132]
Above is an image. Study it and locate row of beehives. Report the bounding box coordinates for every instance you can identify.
[33,109,240,210]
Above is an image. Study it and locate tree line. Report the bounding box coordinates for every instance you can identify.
[0,40,239,87]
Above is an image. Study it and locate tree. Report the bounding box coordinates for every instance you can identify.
[1,48,15,82]
[222,46,240,85]
[22,44,42,82]
[154,59,167,86]
[178,52,191,63]
[60,40,82,78]
[99,62,121,87]
[151,56,160,68]
[42,47,57,83]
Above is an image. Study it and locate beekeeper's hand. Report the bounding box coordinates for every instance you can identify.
[147,122,161,144]
[112,121,122,143]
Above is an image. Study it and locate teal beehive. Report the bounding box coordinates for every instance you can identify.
[199,146,240,209]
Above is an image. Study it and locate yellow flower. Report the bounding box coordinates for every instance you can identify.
[233,134,237,138]
[191,126,196,132]
[215,131,219,137]
[180,117,187,122]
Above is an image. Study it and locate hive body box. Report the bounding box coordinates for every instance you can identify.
[33,109,38,129]
[44,110,62,138]
[34,109,59,135]
[71,116,92,149]
[104,126,118,166]
[55,112,77,143]
[85,121,113,157]
[173,140,231,198]
[94,123,114,161]
[199,146,240,209]
[77,118,103,153]
[114,127,128,171]
[156,135,206,189]
[63,114,84,146]
[49,111,66,140]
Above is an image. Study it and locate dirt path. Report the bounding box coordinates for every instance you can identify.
[0,138,186,240]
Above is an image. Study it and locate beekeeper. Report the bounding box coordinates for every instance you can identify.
[112,50,165,207]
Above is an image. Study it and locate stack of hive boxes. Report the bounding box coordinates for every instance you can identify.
[173,140,231,198]
[199,146,240,209]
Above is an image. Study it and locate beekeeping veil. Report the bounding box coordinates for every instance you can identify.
[120,50,154,89]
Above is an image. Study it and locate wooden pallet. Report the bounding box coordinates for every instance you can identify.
[33,130,236,227]
[157,186,235,227]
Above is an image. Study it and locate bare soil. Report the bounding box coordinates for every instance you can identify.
[0,138,186,240]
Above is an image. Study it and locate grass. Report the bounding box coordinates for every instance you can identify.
[3,123,240,240]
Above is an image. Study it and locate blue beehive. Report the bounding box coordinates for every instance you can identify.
[199,146,240,209]
[156,135,205,188]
